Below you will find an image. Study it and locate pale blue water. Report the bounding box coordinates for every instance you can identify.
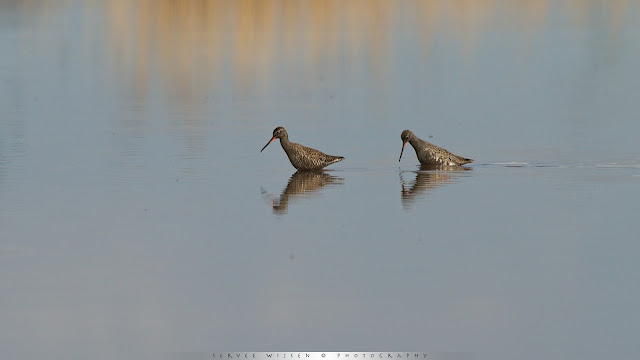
[1,1,639,359]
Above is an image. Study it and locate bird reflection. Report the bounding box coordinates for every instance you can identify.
[400,164,471,209]
[262,171,344,215]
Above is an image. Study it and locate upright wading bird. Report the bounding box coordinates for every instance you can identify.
[261,127,344,171]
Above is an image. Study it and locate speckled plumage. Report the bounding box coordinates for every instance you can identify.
[399,129,472,166]
[261,127,344,171]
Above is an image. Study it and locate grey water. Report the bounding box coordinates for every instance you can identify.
[1,1,639,359]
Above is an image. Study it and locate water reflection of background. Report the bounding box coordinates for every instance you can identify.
[7,0,638,158]
[99,0,633,101]
[94,0,639,169]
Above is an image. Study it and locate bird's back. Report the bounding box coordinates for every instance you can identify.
[414,138,472,166]
[284,141,344,170]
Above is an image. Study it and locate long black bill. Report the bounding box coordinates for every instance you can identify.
[261,137,276,152]
[398,142,406,162]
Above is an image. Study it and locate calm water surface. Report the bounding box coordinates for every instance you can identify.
[1,1,639,359]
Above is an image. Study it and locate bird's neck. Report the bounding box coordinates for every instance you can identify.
[279,136,292,150]
[408,136,421,147]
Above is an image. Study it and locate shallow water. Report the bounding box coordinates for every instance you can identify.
[1,1,640,359]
